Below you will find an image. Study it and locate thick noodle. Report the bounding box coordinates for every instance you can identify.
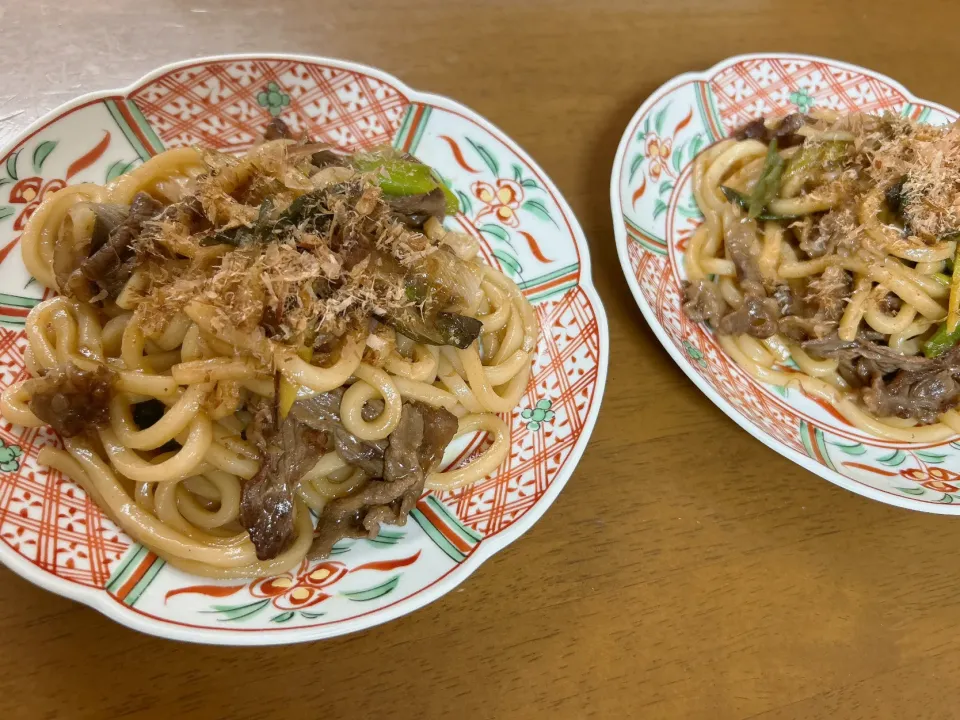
[684,124,958,439]
[0,143,539,578]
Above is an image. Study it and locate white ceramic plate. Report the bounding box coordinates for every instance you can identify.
[0,54,608,643]
[611,52,960,513]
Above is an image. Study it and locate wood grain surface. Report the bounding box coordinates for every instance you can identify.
[2,1,960,718]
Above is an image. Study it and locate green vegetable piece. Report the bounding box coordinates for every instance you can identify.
[435,312,483,349]
[747,138,784,219]
[354,156,439,196]
[405,275,430,303]
[355,155,459,213]
[782,140,849,186]
[381,308,482,349]
[719,185,801,222]
[923,322,960,358]
[274,189,325,229]
[433,172,460,214]
[250,197,275,242]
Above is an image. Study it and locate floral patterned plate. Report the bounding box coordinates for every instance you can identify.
[611,52,960,513]
[0,54,608,643]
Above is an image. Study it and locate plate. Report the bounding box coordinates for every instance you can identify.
[611,52,960,513]
[0,54,608,643]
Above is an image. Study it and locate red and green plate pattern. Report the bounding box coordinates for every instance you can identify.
[0,55,608,644]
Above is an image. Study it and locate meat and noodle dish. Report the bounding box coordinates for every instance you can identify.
[0,118,537,578]
[684,110,960,442]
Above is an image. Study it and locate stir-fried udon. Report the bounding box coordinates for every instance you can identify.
[683,110,960,442]
[0,118,537,579]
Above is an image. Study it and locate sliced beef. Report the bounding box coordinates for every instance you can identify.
[878,293,903,315]
[734,118,769,142]
[773,113,807,145]
[289,388,345,431]
[289,389,391,476]
[262,118,345,168]
[385,187,447,227]
[417,402,459,469]
[725,219,764,294]
[310,148,342,169]
[383,402,425,484]
[309,401,458,559]
[733,113,806,147]
[27,363,114,437]
[262,117,293,141]
[772,284,800,317]
[54,203,129,297]
[778,315,818,342]
[864,368,960,425]
[308,462,424,559]
[72,192,163,301]
[803,335,960,423]
[802,335,931,373]
[240,388,328,560]
[683,279,727,326]
[718,294,781,338]
[333,427,388,477]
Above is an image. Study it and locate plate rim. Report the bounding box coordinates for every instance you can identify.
[610,51,960,516]
[0,52,610,644]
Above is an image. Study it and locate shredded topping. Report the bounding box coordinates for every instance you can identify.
[820,113,960,237]
[133,147,444,349]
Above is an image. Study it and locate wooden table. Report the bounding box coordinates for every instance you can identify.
[2,1,959,718]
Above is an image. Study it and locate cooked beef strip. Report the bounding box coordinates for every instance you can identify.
[385,187,447,228]
[734,118,769,141]
[778,315,818,341]
[262,117,293,141]
[773,113,807,145]
[718,294,781,338]
[417,402,459,469]
[878,293,903,314]
[290,389,392,476]
[289,388,345,431]
[240,396,328,561]
[261,117,343,168]
[772,284,799,316]
[253,383,458,560]
[802,335,932,372]
[733,113,807,147]
[803,335,960,423]
[725,218,765,294]
[54,203,129,298]
[682,279,727,326]
[74,192,163,301]
[309,401,458,559]
[308,464,424,559]
[864,369,960,425]
[383,402,424,484]
[333,427,388,477]
[310,149,342,169]
[27,364,114,438]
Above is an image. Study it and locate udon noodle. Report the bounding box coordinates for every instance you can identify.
[0,119,537,578]
[683,109,960,443]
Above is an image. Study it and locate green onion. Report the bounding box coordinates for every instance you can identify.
[923,322,960,358]
[719,185,802,221]
[746,138,785,219]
